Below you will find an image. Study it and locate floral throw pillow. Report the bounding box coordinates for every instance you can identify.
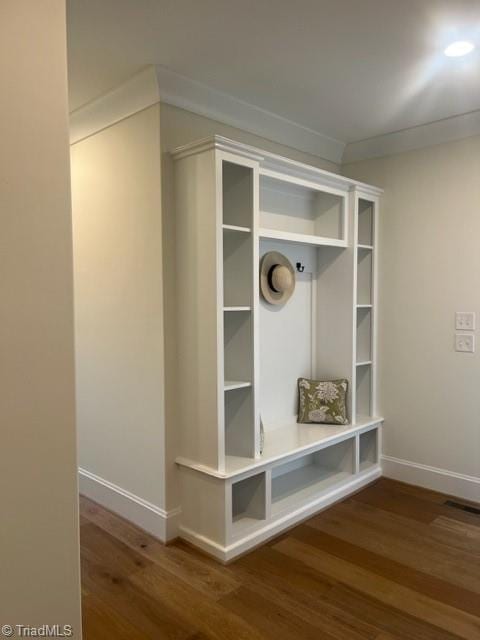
[298,378,349,425]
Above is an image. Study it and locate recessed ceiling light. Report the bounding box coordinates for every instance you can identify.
[444,41,475,57]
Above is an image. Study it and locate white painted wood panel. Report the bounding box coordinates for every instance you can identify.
[175,150,223,469]
[260,240,315,429]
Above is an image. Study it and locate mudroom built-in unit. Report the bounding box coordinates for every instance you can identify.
[173,136,383,561]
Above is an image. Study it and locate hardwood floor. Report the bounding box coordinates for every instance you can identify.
[80,478,480,640]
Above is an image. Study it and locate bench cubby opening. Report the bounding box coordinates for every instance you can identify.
[231,472,266,534]
[271,438,354,515]
[359,429,378,472]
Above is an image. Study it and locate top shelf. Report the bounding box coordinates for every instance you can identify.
[358,199,374,246]
[223,224,251,233]
[259,172,347,246]
[259,227,347,248]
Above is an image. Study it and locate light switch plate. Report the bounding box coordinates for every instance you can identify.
[455,333,475,353]
[455,312,476,331]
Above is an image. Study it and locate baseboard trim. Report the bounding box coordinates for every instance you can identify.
[179,466,381,562]
[381,455,480,502]
[78,467,181,542]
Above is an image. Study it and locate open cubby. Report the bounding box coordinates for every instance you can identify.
[223,230,253,307]
[271,439,354,515]
[224,309,253,385]
[222,161,253,228]
[358,199,374,246]
[356,364,372,418]
[225,386,255,458]
[359,429,378,472]
[356,307,372,363]
[357,249,373,306]
[260,175,344,240]
[231,472,266,532]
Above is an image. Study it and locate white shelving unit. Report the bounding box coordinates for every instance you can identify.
[173,136,383,562]
[354,195,379,423]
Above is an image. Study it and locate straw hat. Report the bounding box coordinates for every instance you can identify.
[260,251,296,305]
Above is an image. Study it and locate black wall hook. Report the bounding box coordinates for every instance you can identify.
[296,262,305,273]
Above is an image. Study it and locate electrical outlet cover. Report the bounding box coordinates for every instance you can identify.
[455,333,475,353]
[455,312,476,331]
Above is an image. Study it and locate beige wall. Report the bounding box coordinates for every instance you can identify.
[344,137,480,484]
[71,104,165,508]
[0,0,81,634]
[160,103,340,510]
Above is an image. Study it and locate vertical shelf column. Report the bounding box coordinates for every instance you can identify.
[220,154,260,462]
[353,194,378,422]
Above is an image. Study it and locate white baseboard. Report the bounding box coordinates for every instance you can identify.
[78,467,181,542]
[180,466,381,562]
[381,455,480,502]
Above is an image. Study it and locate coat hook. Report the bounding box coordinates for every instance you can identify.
[296,262,305,273]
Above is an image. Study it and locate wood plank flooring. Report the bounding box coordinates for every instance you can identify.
[80,478,480,640]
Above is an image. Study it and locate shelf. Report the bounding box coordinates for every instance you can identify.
[223,224,251,233]
[231,515,264,536]
[224,310,253,397]
[224,306,251,312]
[271,467,352,516]
[226,418,383,475]
[271,438,354,516]
[223,229,252,307]
[222,161,254,228]
[176,416,384,479]
[224,380,252,391]
[356,306,372,363]
[357,244,373,251]
[359,459,378,473]
[356,365,372,419]
[259,227,347,248]
[224,383,255,458]
[355,415,382,427]
[358,199,374,246]
[259,174,345,242]
[357,248,373,306]
[231,473,266,534]
[356,361,372,367]
[359,428,378,473]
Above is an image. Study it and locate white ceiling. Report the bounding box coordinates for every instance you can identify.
[67,0,480,146]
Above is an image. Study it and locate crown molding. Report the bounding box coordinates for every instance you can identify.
[343,108,480,164]
[69,66,161,145]
[70,65,480,164]
[69,65,345,163]
[172,134,382,196]
[154,66,345,163]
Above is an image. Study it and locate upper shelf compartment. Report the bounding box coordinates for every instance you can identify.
[222,161,254,228]
[358,198,374,246]
[259,173,347,247]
